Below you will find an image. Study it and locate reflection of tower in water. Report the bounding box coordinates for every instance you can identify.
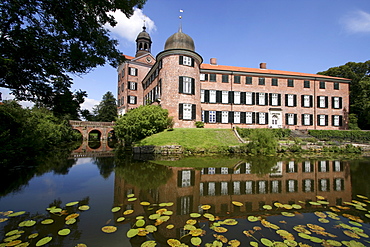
[113,159,352,241]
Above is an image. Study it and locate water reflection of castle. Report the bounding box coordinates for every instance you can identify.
[114,159,351,240]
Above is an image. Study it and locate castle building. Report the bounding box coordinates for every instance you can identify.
[117,26,350,130]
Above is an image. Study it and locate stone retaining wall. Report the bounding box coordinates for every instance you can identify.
[133,145,183,155]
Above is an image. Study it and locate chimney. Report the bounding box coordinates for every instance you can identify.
[260,62,267,69]
[210,58,217,65]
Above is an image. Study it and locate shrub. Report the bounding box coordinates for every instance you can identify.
[195,121,204,128]
[247,129,278,155]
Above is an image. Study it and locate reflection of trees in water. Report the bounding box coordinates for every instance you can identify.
[350,157,370,197]
[245,155,281,176]
[92,156,115,179]
[114,161,173,190]
[0,149,77,197]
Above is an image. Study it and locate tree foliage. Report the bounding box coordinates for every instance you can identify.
[0,100,79,165]
[318,60,370,129]
[93,91,117,122]
[114,105,173,146]
[246,129,278,155]
[0,0,146,108]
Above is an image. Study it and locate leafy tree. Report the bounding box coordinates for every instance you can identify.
[93,91,117,122]
[115,105,173,146]
[246,129,278,155]
[318,60,370,129]
[0,0,146,109]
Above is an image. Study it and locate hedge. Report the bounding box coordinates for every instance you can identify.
[308,130,370,142]
[236,128,291,139]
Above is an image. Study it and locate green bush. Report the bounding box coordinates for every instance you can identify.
[309,130,370,143]
[195,121,204,128]
[246,129,278,155]
[236,127,291,140]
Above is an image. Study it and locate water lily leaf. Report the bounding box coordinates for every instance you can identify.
[6,230,21,236]
[292,204,302,209]
[117,217,125,222]
[357,194,368,199]
[203,213,214,219]
[281,212,295,217]
[298,233,312,239]
[4,234,22,242]
[326,240,342,246]
[232,201,243,207]
[123,209,134,215]
[310,237,323,243]
[158,215,170,222]
[228,239,241,247]
[149,213,160,220]
[317,200,329,205]
[128,198,137,202]
[343,230,360,239]
[36,236,52,246]
[65,213,79,220]
[201,205,211,210]
[19,220,36,227]
[102,226,117,234]
[184,224,196,231]
[141,240,157,247]
[48,207,62,214]
[186,219,197,225]
[167,239,181,247]
[136,219,145,227]
[263,205,272,210]
[78,205,90,211]
[162,210,173,216]
[190,228,203,236]
[145,225,157,233]
[166,224,175,229]
[41,219,54,225]
[66,201,79,207]
[0,218,8,223]
[222,219,238,225]
[111,207,121,213]
[75,244,87,247]
[127,228,139,238]
[309,201,321,205]
[318,218,330,223]
[190,213,201,218]
[250,241,259,247]
[248,216,259,222]
[349,221,362,227]
[140,202,151,206]
[127,194,135,198]
[214,227,228,233]
[283,240,297,246]
[5,240,22,246]
[282,204,293,210]
[261,238,273,246]
[212,240,223,247]
[58,228,71,236]
[66,218,77,225]
[316,195,325,200]
[8,211,26,217]
[28,233,39,239]
[191,237,202,246]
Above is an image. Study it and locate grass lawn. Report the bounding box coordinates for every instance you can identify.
[136,128,241,149]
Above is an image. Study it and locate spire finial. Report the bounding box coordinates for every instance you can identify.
[179,9,183,32]
[143,19,146,31]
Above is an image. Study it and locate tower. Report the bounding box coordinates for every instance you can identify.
[135,25,152,57]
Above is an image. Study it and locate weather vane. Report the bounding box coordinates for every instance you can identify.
[179,9,183,32]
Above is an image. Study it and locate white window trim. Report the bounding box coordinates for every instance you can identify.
[183,56,192,66]
[221,111,228,123]
[209,111,216,123]
[234,91,241,104]
[234,111,240,124]
[209,90,216,103]
[183,103,192,120]
[222,91,228,104]
[246,92,252,105]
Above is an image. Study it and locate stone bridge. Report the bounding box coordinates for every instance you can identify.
[69,120,115,141]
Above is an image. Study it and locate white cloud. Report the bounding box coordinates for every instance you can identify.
[81,98,100,112]
[342,10,370,33]
[106,8,156,42]
[0,89,34,108]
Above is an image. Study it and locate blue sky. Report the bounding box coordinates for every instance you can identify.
[2,0,370,111]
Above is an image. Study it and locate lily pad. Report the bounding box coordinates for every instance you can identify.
[261,238,274,246]
[140,202,151,206]
[127,194,135,198]
[66,218,77,225]
[66,201,79,206]
[136,219,145,227]
[117,217,125,222]
[8,211,26,217]
[191,237,202,246]
[247,216,259,222]
[78,205,90,211]
[41,219,54,225]
[145,225,157,233]
[123,209,134,215]
[263,205,272,210]
[166,224,175,229]
[36,236,52,246]
[201,205,211,210]
[102,226,117,233]
[127,228,139,238]
[65,213,79,220]
[232,201,243,207]
[58,228,71,236]
[128,198,137,202]
[111,207,121,213]
[141,240,157,247]
[28,233,39,239]
[190,213,201,218]
[19,220,36,227]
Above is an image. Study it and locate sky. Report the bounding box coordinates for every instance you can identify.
[2,0,370,111]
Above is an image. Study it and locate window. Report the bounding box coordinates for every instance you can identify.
[304,80,310,88]
[271,93,279,106]
[246,77,252,84]
[179,56,193,66]
[209,74,216,82]
[200,73,207,81]
[332,115,342,126]
[286,94,296,107]
[258,77,265,85]
[334,178,344,191]
[303,114,312,126]
[179,76,194,94]
[234,91,240,104]
[319,81,325,89]
[209,90,216,103]
[209,111,216,123]
[303,161,312,173]
[287,113,295,125]
[287,180,297,192]
[303,179,314,192]
[222,111,228,123]
[222,91,228,104]
[272,78,278,86]
[129,81,137,90]
[222,74,229,83]
[332,97,342,109]
[258,112,266,124]
[200,90,205,103]
[179,104,195,120]
[302,95,311,107]
[287,79,294,87]
[182,103,192,120]
[234,75,241,84]
[129,67,137,76]
[271,180,280,193]
[246,92,253,105]
[128,95,136,104]
[234,112,240,124]
[246,112,253,124]
[318,115,328,126]
[258,93,266,105]
[334,82,340,90]
[319,179,330,192]
[318,96,328,108]
[181,170,191,187]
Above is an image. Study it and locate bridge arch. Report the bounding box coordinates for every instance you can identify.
[69,121,115,141]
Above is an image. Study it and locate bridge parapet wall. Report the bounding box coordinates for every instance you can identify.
[69,120,115,141]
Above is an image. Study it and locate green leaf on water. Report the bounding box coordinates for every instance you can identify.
[66,218,76,225]
[117,217,125,222]
[8,211,26,217]
[19,220,36,227]
[136,219,145,227]
[127,229,139,238]
[78,205,90,211]
[36,236,52,246]
[41,219,54,225]
[261,238,273,246]
[66,201,79,207]
[58,228,71,236]
[111,207,121,213]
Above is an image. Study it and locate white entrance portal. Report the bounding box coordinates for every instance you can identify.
[269,109,282,128]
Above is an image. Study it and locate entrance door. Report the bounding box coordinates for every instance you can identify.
[269,110,282,128]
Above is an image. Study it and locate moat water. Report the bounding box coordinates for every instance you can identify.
[1,148,370,247]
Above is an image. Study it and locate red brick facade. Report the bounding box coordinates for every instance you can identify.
[117,29,350,129]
